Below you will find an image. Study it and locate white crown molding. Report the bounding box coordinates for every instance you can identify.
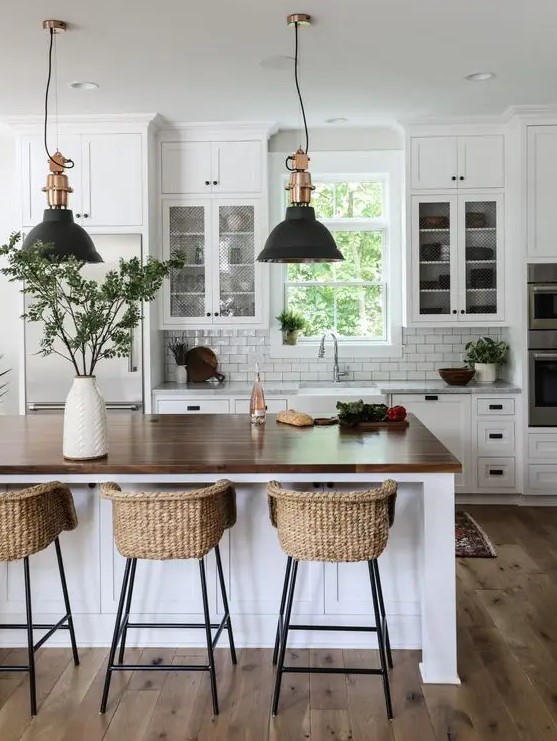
[504,104,557,121]
[3,113,161,134]
[158,121,279,141]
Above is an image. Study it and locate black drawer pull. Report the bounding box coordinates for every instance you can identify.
[489,469,504,476]
[186,405,201,411]
[425,395,438,401]
[489,404,503,410]
[489,433,504,439]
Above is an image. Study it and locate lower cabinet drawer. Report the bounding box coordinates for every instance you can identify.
[477,458,516,489]
[477,420,515,456]
[477,398,515,416]
[527,464,557,491]
[156,399,230,414]
[528,433,557,460]
[233,398,287,414]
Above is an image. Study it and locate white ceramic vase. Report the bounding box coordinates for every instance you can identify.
[63,376,108,460]
[474,363,498,384]
[175,365,188,384]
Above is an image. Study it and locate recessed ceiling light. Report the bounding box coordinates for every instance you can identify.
[465,72,495,82]
[325,117,349,124]
[69,80,99,90]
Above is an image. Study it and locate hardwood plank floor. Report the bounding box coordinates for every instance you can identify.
[1,506,556,740]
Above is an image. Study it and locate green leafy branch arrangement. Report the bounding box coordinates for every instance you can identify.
[0,233,183,377]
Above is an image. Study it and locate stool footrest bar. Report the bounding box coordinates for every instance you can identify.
[283,666,384,675]
[289,624,377,632]
[108,663,210,672]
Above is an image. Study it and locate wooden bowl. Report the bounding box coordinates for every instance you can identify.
[438,367,475,386]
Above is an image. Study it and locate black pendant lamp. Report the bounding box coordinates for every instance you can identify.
[257,14,343,264]
[22,20,102,263]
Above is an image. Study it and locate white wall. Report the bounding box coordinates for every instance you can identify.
[0,133,20,413]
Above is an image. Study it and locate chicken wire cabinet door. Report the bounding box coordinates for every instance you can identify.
[162,201,214,325]
[411,196,459,323]
[213,201,262,324]
[457,195,504,323]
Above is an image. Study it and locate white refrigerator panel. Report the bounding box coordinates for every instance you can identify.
[25,234,144,409]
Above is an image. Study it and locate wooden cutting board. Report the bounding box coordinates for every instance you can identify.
[185,346,225,383]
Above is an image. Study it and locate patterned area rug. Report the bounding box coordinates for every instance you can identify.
[455,510,497,558]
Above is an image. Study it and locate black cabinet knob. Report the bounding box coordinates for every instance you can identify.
[452,309,457,314]
[214,312,219,317]
[212,180,218,185]
[451,176,457,181]
[205,180,210,185]
[459,176,464,181]
[83,213,89,218]
[206,312,211,317]
[460,309,465,314]
[75,213,81,218]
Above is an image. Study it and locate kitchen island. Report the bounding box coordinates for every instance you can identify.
[0,413,461,684]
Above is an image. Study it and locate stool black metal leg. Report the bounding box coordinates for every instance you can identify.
[272,559,298,717]
[214,544,237,665]
[368,561,393,719]
[118,558,137,665]
[54,537,79,667]
[100,558,132,714]
[372,559,393,669]
[199,558,219,715]
[23,556,37,716]
[272,556,292,666]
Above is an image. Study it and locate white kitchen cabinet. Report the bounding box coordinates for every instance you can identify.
[291,394,388,416]
[233,398,287,414]
[161,198,264,327]
[411,135,504,191]
[410,193,504,324]
[161,140,261,196]
[477,458,516,489]
[21,133,143,228]
[155,398,230,414]
[392,394,471,490]
[527,125,557,258]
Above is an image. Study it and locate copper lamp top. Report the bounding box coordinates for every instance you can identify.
[287,13,311,26]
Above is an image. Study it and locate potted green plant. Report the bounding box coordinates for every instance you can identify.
[276,310,305,346]
[168,334,189,384]
[464,336,509,384]
[0,233,182,459]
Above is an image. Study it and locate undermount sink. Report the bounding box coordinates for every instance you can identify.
[297,380,382,396]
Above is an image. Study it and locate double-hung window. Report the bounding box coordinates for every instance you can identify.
[284,179,388,341]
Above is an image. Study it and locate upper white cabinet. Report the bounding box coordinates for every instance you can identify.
[410,193,504,324]
[161,140,262,195]
[411,135,505,190]
[527,125,557,258]
[21,133,143,228]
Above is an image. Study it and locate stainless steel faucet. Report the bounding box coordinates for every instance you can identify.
[318,331,348,383]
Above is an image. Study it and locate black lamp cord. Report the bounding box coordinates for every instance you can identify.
[285,21,310,171]
[44,28,74,170]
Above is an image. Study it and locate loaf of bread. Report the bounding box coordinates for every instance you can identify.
[276,409,314,427]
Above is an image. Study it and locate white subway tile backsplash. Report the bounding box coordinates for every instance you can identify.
[163,327,502,384]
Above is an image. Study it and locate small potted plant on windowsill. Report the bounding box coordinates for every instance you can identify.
[464,336,509,384]
[276,310,305,346]
[168,334,189,384]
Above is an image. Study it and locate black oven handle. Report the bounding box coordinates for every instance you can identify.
[533,352,557,360]
[531,285,557,293]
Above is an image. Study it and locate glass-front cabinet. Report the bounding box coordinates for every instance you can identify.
[162,199,262,326]
[411,194,503,324]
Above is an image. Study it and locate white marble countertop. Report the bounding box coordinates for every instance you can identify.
[153,380,521,396]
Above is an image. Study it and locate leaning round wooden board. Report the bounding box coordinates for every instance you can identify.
[185,346,221,382]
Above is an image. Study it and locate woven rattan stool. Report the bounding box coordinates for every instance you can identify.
[0,482,79,715]
[99,480,237,715]
[268,479,398,719]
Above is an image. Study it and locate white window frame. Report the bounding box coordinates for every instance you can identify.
[269,150,403,359]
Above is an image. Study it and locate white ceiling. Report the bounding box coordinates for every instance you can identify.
[3,0,557,127]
